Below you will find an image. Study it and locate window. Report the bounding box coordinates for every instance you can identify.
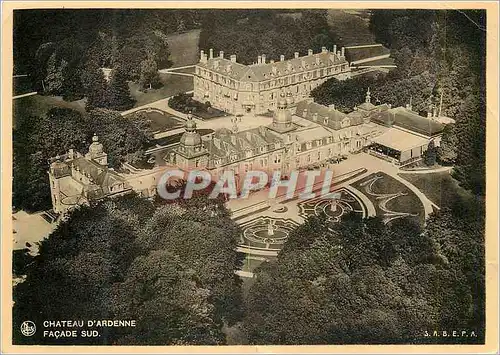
[274,155,281,164]
[306,142,312,150]
[317,139,323,146]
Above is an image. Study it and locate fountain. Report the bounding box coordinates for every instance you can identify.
[330,199,338,212]
[267,220,275,236]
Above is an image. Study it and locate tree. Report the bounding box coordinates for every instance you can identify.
[81,60,110,111]
[85,108,150,167]
[13,194,243,345]
[423,140,437,166]
[107,66,135,111]
[44,52,67,95]
[139,57,161,89]
[437,124,458,164]
[12,108,88,212]
[243,213,481,344]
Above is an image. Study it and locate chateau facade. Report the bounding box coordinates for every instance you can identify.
[193,46,351,115]
[48,134,131,214]
[48,91,446,214]
[163,91,383,183]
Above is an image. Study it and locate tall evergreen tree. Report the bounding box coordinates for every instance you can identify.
[44,52,67,95]
[107,66,135,111]
[423,140,437,166]
[81,60,110,111]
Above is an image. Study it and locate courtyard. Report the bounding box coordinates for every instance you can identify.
[230,152,447,275]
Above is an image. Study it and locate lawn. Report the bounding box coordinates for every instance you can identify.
[129,73,194,108]
[398,171,472,209]
[125,109,184,133]
[13,95,86,127]
[326,9,376,46]
[129,29,200,107]
[352,172,424,224]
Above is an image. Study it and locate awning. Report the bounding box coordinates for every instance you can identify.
[371,128,429,152]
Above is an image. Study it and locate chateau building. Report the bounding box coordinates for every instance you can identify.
[193,46,351,115]
[48,91,445,213]
[162,91,386,183]
[163,89,445,180]
[48,134,131,214]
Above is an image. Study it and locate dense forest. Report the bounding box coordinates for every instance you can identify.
[13,193,244,345]
[198,10,338,65]
[13,9,200,98]
[312,10,486,196]
[244,197,485,344]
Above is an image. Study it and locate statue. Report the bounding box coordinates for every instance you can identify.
[330,199,338,212]
[267,220,275,236]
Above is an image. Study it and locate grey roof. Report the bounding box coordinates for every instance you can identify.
[295,100,365,130]
[197,51,347,83]
[71,158,126,189]
[369,107,444,136]
[205,127,283,163]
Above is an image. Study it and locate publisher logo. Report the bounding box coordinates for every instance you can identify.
[20,321,36,336]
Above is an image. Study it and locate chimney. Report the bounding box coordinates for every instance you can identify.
[337,51,341,57]
[270,59,275,64]
[341,47,345,57]
[258,55,262,64]
[329,104,335,110]
[333,45,337,54]
[280,54,285,62]
[219,51,224,58]
[308,49,313,56]
[294,52,299,59]
[230,135,237,146]
[230,54,237,63]
[262,54,266,64]
[316,57,320,65]
[427,111,432,118]
[433,107,438,117]
[209,48,214,59]
[200,50,205,62]
[321,46,327,53]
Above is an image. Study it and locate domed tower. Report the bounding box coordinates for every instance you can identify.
[269,92,296,133]
[174,113,209,170]
[86,133,108,166]
[179,118,203,150]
